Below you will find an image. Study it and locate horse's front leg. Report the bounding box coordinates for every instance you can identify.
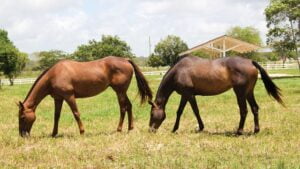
[172,96,188,132]
[65,95,85,135]
[52,99,63,137]
[189,95,204,132]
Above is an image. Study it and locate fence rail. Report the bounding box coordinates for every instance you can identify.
[258,62,298,70]
[143,71,167,76]
[0,78,36,85]
[0,62,298,86]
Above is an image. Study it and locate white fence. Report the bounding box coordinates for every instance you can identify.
[0,62,298,86]
[0,78,36,85]
[258,62,298,70]
[0,72,169,86]
[143,71,167,76]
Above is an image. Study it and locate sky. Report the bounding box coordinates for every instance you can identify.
[0,0,269,57]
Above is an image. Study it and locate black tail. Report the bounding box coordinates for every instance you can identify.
[128,60,153,104]
[252,61,284,106]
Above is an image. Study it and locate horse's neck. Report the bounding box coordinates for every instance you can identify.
[23,77,49,110]
[155,73,174,109]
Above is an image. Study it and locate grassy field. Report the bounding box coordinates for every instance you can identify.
[267,69,300,75]
[0,75,299,168]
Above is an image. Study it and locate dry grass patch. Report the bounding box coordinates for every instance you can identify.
[0,76,299,168]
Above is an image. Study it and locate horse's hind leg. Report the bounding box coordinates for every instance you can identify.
[115,92,126,132]
[52,99,63,137]
[115,91,133,132]
[233,87,248,135]
[65,95,85,134]
[172,96,188,132]
[125,95,133,130]
[189,95,204,132]
[247,92,260,133]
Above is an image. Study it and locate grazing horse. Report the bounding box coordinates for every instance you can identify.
[18,56,152,137]
[148,55,284,135]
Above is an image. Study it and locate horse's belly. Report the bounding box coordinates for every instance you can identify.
[194,81,232,96]
[73,81,109,98]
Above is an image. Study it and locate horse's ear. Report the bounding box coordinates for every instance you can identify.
[148,100,154,107]
[148,101,159,108]
[18,101,24,110]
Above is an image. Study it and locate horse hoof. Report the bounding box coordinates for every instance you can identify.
[80,130,85,135]
[128,127,134,131]
[236,130,243,135]
[254,128,260,133]
[148,127,157,133]
[195,126,204,132]
[172,128,178,133]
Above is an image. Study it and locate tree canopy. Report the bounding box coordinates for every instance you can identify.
[192,50,211,59]
[153,35,188,66]
[0,29,28,85]
[147,53,164,68]
[226,26,262,46]
[72,35,134,61]
[226,26,265,61]
[35,50,70,70]
[265,0,299,66]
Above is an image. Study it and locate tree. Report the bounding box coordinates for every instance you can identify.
[154,35,188,66]
[192,51,211,59]
[147,54,164,68]
[226,26,263,46]
[226,26,263,61]
[35,50,69,70]
[0,29,28,85]
[265,0,300,68]
[73,35,134,61]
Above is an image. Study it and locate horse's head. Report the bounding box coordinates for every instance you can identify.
[148,101,166,132]
[18,101,36,137]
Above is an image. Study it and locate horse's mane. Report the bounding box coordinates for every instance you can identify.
[23,67,51,103]
[155,54,191,100]
[162,54,191,79]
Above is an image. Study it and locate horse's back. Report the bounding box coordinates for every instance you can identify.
[49,56,132,81]
[171,56,258,95]
[47,56,133,98]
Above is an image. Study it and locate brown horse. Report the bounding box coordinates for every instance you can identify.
[18,56,152,137]
[148,55,284,135]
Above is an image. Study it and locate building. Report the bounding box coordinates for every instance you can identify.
[180,35,260,59]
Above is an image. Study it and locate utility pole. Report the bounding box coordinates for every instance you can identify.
[149,36,151,57]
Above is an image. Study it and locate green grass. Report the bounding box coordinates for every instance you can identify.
[0,76,299,168]
[267,69,300,75]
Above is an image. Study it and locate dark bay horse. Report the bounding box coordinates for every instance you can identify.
[18,56,152,137]
[148,55,284,135]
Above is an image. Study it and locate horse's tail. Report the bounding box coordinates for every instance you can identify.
[252,61,284,106]
[127,60,153,104]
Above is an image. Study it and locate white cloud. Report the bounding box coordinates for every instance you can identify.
[0,0,269,56]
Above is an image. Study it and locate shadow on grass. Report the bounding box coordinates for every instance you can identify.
[198,130,256,138]
[30,129,260,139]
[34,130,124,139]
